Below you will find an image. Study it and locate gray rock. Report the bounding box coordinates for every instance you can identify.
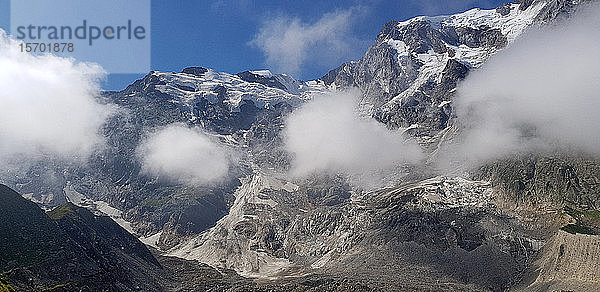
[181,66,208,77]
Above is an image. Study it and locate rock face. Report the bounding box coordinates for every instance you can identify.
[168,173,558,290]
[1,184,377,291]
[3,67,325,252]
[2,0,599,291]
[477,155,600,210]
[320,0,591,139]
[319,1,548,136]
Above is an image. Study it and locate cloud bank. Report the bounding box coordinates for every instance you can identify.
[454,4,600,163]
[0,30,114,163]
[137,124,230,185]
[284,90,422,179]
[250,8,360,75]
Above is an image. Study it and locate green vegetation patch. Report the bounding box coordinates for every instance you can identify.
[561,224,596,235]
[564,206,600,219]
[0,276,15,292]
[47,204,76,220]
[140,197,170,207]
[581,210,600,218]
[562,206,600,235]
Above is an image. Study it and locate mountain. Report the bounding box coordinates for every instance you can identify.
[2,0,599,291]
[2,184,374,291]
[321,0,578,137]
[0,183,166,291]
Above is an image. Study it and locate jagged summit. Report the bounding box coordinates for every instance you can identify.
[125,67,325,118]
[320,0,584,136]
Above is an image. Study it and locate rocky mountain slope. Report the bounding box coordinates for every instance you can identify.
[322,0,580,137]
[522,230,600,291]
[2,184,382,291]
[0,183,165,291]
[1,0,599,291]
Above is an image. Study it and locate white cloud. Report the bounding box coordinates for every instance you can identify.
[250,8,360,75]
[137,124,230,185]
[284,90,423,179]
[0,30,114,163]
[453,4,600,163]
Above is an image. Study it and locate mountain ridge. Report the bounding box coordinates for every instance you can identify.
[2,0,599,290]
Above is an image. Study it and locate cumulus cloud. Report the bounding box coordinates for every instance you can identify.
[453,3,600,163]
[250,8,361,75]
[137,124,230,185]
[284,90,423,179]
[0,30,114,163]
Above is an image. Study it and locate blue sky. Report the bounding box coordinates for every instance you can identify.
[0,0,505,90]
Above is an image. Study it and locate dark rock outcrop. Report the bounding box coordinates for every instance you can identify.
[181,67,208,77]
